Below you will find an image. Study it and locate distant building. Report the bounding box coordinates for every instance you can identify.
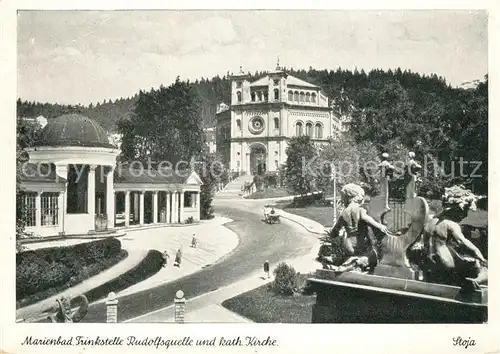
[20,115,48,129]
[216,63,348,174]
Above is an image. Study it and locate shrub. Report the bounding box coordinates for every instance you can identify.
[185,216,195,224]
[272,263,297,296]
[16,238,122,300]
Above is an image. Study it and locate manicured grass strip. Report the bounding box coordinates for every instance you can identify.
[245,188,291,199]
[221,284,315,323]
[283,206,333,227]
[83,250,164,304]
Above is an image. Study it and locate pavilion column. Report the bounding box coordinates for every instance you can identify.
[133,192,139,222]
[196,192,201,221]
[166,192,171,223]
[35,191,42,234]
[106,168,115,229]
[179,191,185,224]
[172,192,178,223]
[124,191,130,227]
[88,165,97,222]
[153,191,158,224]
[57,191,65,234]
[139,191,145,226]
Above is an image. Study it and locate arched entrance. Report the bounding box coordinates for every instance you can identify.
[249,143,267,175]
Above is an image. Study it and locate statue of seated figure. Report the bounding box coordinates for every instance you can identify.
[326,183,390,272]
[421,185,487,287]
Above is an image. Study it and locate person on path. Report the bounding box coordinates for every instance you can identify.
[162,250,170,267]
[191,234,197,248]
[174,249,182,268]
[264,260,270,279]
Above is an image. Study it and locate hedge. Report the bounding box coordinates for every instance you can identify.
[17,238,122,303]
[83,249,164,304]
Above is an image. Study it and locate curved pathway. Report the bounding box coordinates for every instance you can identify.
[80,197,318,322]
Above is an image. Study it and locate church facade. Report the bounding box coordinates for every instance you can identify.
[216,65,347,175]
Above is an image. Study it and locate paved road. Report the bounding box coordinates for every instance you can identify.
[79,199,318,322]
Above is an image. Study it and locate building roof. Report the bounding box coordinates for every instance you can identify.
[114,165,202,185]
[36,114,114,149]
[286,75,318,88]
[19,163,66,183]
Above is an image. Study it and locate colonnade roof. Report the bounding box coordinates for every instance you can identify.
[113,165,201,185]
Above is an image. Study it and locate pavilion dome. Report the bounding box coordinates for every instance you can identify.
[36,113,114,148]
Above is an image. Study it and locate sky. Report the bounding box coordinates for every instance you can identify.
[17,10,488,105]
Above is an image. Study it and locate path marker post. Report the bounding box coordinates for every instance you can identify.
[106,292,118,323]
[174,290,186,323]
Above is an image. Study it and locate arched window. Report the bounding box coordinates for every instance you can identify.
[274,89,279,101]
[294,91,299,101]
[251,92,256,102]
[264,91,268,101]
[257,92,262,101]
[288,91,293,101]
[237,91,242,103]
[306,92,311,102]
[274,117,280,130]
[315,123,323,138]
[236,119,241,131]
[306,123,313,137]
[311,92,316,103]
[300,92,305,103]
[295,122,303,136]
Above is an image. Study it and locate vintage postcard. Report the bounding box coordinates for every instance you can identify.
[1,1,499,353]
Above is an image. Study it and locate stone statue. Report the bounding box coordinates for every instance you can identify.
[420,185,488,287]
[48,295,89,323]
[325,183,390,272]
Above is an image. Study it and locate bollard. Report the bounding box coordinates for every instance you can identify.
[106,292,118,323]
[174,290,186,323]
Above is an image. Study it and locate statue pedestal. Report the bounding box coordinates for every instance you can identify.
[309,270,487,323]
[373,264,418,280]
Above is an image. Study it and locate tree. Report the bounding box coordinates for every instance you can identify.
[284,136,320,196]
[194,152,224,219]
[16,117,43,251]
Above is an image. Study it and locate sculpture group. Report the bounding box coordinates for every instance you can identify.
[323,151,488,290]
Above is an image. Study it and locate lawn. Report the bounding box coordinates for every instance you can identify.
[282,205,333,227]
[245,187,291,199]
[222,284,315,323]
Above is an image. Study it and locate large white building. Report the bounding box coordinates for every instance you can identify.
[216,64,348,175]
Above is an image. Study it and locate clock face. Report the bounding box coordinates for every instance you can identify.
[249,116,265,134]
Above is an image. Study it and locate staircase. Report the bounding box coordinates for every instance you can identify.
[216,175,254,199]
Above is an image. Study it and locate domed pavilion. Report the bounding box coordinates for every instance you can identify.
[21,114,202,237]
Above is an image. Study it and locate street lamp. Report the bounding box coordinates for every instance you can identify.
[330,164,337,226]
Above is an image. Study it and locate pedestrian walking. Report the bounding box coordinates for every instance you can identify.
[264,260,270,279]
[191,234,197,248]
[174,249,182,268]
[162,250,170,267]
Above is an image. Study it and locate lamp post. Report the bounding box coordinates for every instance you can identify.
[331,164,337,226]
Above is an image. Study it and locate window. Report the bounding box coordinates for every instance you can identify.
[41,192,59,226]
[251,92,256,102]
[315,123,323,138]
[264,91,268,101]
[237,91,242,103]
[236,81,242,88]
[258,92,262,101]
[295,122,303,136]
[311,92,316,103]
[306,92,311,102]
[300,92,305,103]
[274,79,280,86]
[274,89,279,101]
[294,91,299,101]
[274,117,280,130]
[23,192,36,227]
[288,91,293,101]
[236,119,241,130]
[306,123,313,137]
